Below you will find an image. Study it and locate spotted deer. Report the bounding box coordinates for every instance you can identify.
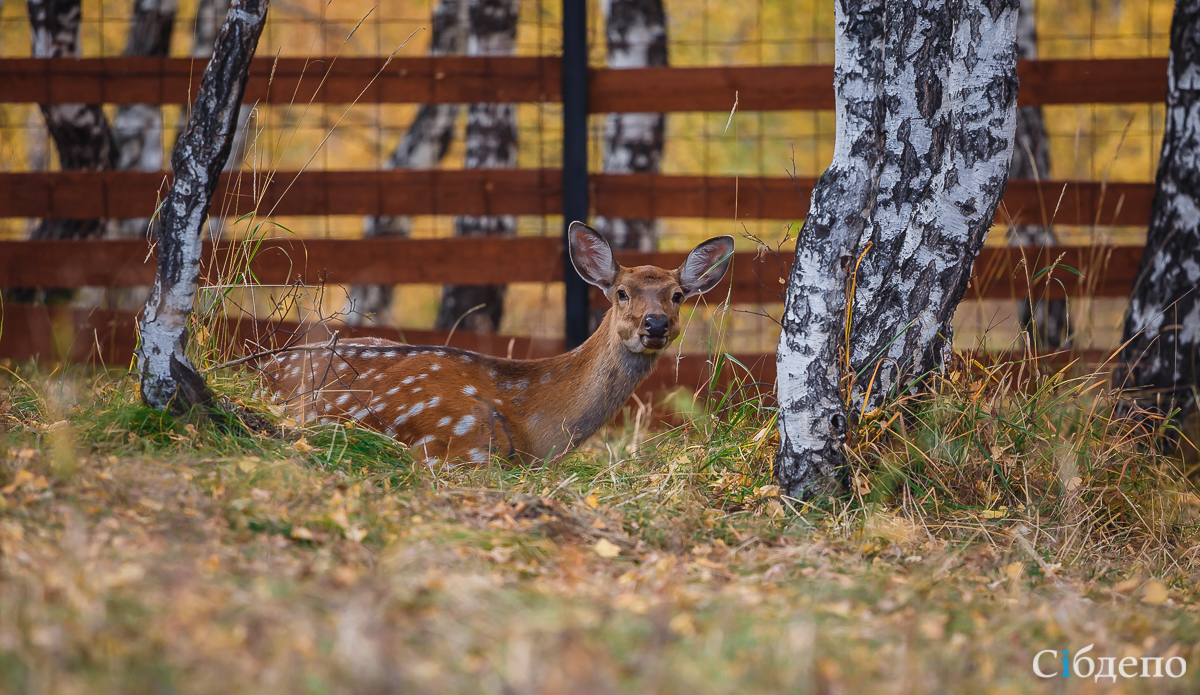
[263,222,734,467]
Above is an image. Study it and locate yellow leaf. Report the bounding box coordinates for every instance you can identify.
[345,526,368,543]
[668,612,696,636]
[291,436,314,454]
[1005,562,1024,581]
[593,538,621,559]
[1113,577,1142,595]
[584,493,601,509]
[981,507,1007,519]
[237,457,260,473]
[291,526,314,541]
[1141,580,1169,605]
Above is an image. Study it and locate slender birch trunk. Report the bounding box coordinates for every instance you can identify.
[1008,0,1065,347]
[27,0,115,241]
[593,0,667,253]
[191,0,252,172]
[433,0,520,334]
[138,0,268,413]
[1116,0,1200,423]
[344,0,467,326]
[775,0,1019,499]
[112,0,178,239]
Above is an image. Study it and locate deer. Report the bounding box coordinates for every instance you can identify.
[262,222,734,468]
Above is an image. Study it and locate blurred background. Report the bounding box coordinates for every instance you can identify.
[0,0,1176,357]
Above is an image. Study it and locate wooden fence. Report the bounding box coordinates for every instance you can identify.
[0,54,1164,396]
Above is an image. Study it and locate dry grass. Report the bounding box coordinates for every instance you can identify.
[0,356,1198,694]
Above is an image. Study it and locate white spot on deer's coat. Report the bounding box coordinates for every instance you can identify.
[428,396,441,407]
[494,398,502,405]
[463,385,477,396]
[413,387,423,394]
[418,373,428,379]
[335,393,351,406]
[374,373,383,380]
[468,448,486,463]
[288,367,300,378]
[335,362,348,371]
[351,408,369,421]
[438,416,451,427]
[323,402,332,412]
[362,350,378,358]
[393,412,410,426]
[387,386,401,395]
[319,417,329,424]
[363,368,376,377]
[434,350,445,357]
[431,363,441,371]
[412,435,435,450]
[409,402,427,417]
[541,372,551,384]
[453,415,476,436]
[402,376,416,385]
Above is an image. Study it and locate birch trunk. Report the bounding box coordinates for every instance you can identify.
[1116,0,1200,423]
[774,0,1019,500]
[190,0,252,174]
[27,0,115,241]
[433,0,519,334]
[138,0,268,413]
[112,0,178,239]
[344,0,467,326]
[1008,0,1066,347]
[593,0,667,253]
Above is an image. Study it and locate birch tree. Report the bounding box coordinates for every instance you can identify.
[27,0,116,241]
[1116,0,1200,423]
[593,0,667,253]
[774,0,1019,499]
[345,0,468,326]
[433,0,519,334]
[1008,0,1066,347]
[138,0,268,413]
[112,0,178,239]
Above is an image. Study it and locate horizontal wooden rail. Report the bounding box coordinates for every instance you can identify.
[0,305,1117,407]
[0,57,1167,110]
[0,237,1142,301]
[0,304,771,398]
[0,170,1155,227]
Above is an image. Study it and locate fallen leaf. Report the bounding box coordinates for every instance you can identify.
[291,526,314,541]
[981,507,1007,519]
[345,526,368,543]
[668,612,696,636]
[1141,580,1168,605]
[1005,562,1023,581]
[593,538,621,559]
[1113,577,1142,595]
[291,437,314,454]
[584,493,601,509]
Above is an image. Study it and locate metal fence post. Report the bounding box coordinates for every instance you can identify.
[562,0,590,350]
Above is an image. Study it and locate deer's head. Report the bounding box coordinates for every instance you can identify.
[569,221,735,354]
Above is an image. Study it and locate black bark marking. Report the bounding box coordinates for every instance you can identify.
[1117,0,1200,422]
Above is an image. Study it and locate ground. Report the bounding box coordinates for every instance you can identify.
[1,361,1198,694]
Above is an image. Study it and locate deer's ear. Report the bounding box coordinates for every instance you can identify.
[568,221,620,291]
[678,236,734,297]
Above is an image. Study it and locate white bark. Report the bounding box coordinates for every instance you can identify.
[1117,0,1200,422]
[775,0,1019,499]
[592,0,667,254]
[138,0,268,413]
[344,0,467,326]
[434,0,519,334]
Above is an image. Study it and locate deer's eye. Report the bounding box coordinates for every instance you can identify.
[672,291,684,303]
[617,289,629,301]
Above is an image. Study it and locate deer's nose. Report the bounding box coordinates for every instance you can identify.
[643,313,669,338]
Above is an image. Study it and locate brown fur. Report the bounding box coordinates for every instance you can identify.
[261,224,733,468]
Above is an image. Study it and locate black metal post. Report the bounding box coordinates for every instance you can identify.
[562,0,590,350]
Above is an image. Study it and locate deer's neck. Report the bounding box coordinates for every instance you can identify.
[521,313,660,455]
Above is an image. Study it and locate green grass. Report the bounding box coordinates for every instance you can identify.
[1,360,1199,694]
